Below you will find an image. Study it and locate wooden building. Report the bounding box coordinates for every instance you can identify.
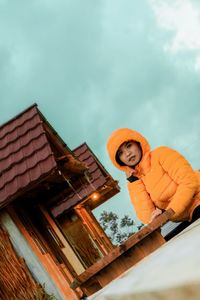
[0,104,172,299]
[0,104,120,299]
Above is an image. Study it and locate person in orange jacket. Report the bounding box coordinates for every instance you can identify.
[107,128,200,224]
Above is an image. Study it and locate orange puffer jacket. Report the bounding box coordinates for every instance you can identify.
[107,128,200,224]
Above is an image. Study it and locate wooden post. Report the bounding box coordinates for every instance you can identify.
[75,205,115,255]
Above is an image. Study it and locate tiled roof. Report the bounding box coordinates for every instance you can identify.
[51,143,107,217]
[0,104,57,207]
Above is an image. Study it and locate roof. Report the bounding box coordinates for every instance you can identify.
[51,143,107,217]
[0,104,57,207]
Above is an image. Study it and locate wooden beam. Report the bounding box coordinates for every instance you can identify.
[57,153,88,176]
[42,122,71,156]
[70,209,174,289]
[39,205,85,276]
[75,206,115,256]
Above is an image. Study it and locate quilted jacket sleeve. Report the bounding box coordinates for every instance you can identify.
[127,179,156,224]
[157,146,199,218]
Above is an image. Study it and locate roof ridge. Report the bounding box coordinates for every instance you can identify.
[73,142,87,152]
[0,103,38,130]
[0,108,39,141]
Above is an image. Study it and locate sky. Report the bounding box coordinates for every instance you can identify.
[0,0,200,224]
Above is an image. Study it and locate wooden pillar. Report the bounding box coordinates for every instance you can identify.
[75,205,115,255]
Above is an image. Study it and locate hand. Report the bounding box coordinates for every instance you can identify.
[125,168,136,178]
[149,208,162,223]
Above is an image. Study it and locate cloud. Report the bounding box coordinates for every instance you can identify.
[149,0,200,67]
[0,0,200,220]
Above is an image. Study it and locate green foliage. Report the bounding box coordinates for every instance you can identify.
[99,211,137,245]
[34,284,58,300]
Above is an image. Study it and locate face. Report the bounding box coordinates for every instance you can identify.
[117,140,142,167]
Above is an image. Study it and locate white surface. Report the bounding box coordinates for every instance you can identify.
[89,219,200,300]
[161,220,182,237]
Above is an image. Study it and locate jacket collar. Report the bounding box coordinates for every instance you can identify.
[133,151,151,177]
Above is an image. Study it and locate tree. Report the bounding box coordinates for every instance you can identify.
[99,211,138,245]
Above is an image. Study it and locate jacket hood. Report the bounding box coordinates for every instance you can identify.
[106,128,150,173]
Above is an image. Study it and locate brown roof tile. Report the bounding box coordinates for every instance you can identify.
[0,105,114,214]
[0,104,57,207]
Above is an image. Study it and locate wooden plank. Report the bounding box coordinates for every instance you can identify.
[75,206,114,255]
[39,205,85,275]
[71,209,174,289]
[80,231,166,296]
[95,232,163,288]
[89,219,200,300]
[42,121,70,156]
[6,206,81,300]
[59,211,102,268]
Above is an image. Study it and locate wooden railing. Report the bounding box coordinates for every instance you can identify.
[71,209,174,296]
